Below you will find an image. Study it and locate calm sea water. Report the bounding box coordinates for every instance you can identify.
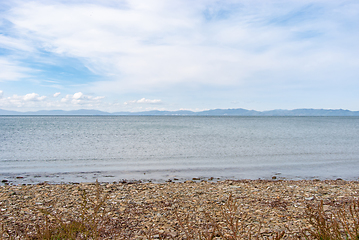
[1,116,359,184]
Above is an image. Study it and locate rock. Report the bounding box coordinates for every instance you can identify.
[168,232,177,238]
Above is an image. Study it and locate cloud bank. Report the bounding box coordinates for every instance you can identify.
[0,91,106,110]
[124,98,162,105]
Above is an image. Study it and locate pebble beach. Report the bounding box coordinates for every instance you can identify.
[1,179,359,239]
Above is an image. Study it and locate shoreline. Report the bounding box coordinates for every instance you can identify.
[1,170,356,186]
[1,175,352,186]
[1,179,359,238]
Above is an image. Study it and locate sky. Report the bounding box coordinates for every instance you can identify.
[0,0,359,112]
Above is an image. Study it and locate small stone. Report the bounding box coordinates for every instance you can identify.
[168,232,177,238]
[1,179,8,183]
[272,176,277,180]
[305,196,314,201]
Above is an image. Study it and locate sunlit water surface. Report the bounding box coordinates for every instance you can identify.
[1,116,359,184]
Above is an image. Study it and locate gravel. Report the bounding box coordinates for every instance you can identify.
[1,179,359,239]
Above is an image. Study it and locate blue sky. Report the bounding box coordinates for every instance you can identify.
[1,0,359,112]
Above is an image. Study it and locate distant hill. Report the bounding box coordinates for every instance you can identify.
[34,109,110,115]
[260,109,359,116]
[1,108,359,116]
[0,109,20,115]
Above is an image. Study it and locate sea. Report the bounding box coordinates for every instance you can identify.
[1,116,359,184]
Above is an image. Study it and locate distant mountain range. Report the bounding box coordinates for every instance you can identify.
[1,108,359,116]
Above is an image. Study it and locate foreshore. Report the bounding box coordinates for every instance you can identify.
[1,179,359,239]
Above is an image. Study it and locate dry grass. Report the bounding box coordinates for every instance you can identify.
[33,181,111,239]
[175,194,286,239]
[302,199,359,240]
[1,181,123,239]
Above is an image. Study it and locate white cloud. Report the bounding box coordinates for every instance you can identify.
[6,0,358,94]
[0,91,105,110]
[0,92,46,108]
[53,92,61,97]
[73,92,83,99]
[23,93,46,101]
[137,98,161,104]
[124,98,162,105]
[60,92,104,105]
[0,34,35,52]
[0,90,3,98]
[0,58,32,82]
